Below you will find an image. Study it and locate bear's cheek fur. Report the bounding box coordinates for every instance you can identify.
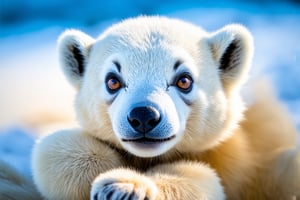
[74,83,121,145]
[174,90,231,153]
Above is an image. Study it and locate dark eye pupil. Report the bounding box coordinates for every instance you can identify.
[108,78,120,88]
[177,76,190,88]
[180,77,188,84]
[110,79,118,85]
[175,74,193,92]
[106,76,121,93]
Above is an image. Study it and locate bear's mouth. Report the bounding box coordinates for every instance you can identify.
[121,135,175,144]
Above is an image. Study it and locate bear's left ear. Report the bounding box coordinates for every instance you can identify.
[207,24,254,91]
[58,30,95,89]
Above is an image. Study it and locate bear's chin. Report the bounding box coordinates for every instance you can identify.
[120,137,177,158]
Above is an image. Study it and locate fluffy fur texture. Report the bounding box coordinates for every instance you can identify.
[1,16,299,200]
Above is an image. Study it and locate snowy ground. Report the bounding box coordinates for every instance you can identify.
[0,2,300,177]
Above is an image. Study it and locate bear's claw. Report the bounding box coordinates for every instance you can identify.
[92,182,149,200]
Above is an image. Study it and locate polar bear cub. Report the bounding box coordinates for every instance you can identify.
[32,16,300,200]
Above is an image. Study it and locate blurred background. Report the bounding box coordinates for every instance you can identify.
[0,0,300,176]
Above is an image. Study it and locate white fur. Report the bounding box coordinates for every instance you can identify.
[29,16,299,200]
[70,17,253,157]
[33,16,252,199]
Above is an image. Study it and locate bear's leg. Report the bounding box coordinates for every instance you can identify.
[271,148,300,198]
[91,161,225,200]
[32,129,124,200]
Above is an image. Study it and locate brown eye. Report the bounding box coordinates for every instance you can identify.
[108,78,121,90]
[176,74,193,92]
[105,73,122,93]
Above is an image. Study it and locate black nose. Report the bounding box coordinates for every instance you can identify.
[127,106,161,134]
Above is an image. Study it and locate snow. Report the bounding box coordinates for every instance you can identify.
[0,127,35,177]
[0,1,300,177]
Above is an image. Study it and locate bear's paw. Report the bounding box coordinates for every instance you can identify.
[91,169,157,200]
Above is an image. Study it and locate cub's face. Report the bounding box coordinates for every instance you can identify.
[88,42,200,157]
[58,17,253,158]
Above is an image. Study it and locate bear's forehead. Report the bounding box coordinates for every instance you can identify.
[97,16,207,50]
[89,17,206,79]
[91,17,208,70]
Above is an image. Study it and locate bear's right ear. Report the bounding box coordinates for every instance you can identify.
[58,30,95,88]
